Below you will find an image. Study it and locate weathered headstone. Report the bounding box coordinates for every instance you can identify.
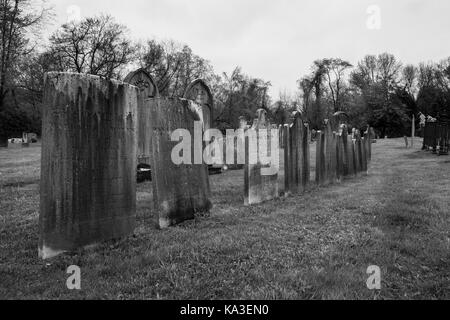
[244,109,279,205]
[336,128,345,182]
[347,134,356,177]
[150,97,212,228]
[283,124,292,195]
[354,134,362,174]
[39,72,138,259]
[361,137,368,174]
[285,113,308,194]
[184,79,213,130]
[124,69,159,165]
[302,122,311,187]
[316,131,326,185]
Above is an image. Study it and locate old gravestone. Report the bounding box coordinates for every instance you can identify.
[184,79,214,131]
[244,109,279,205]
[316,131,326,185]
[39,72,138,259]
[361,136,368,173]
[354,132,363,174]
[324,120,338,185]
[284,112,309,195]
[336,128,345,182]
[149,97,212,228]
[347,132,356,177]
[124,68,159,165]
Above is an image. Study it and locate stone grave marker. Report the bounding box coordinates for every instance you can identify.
[244,109,279,205]
[39,72,138,259]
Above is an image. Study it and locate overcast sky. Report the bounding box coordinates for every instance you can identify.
[46,0,450,97]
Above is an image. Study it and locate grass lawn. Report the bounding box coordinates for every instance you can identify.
[0,138,449,299]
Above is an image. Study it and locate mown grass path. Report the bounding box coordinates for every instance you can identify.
[0,139,449,299]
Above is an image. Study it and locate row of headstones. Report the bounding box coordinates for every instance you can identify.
[39,71,213,259]
[38,70,374,259]
[244,111,373,206]
[422,121,450,155]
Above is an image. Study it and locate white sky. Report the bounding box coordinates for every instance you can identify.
[45,0,450,97]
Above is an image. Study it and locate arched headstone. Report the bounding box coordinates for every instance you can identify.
[124,69,159,166]
[184,79,213,130]
[124,68,159,99]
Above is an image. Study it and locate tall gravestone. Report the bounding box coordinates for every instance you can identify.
[150,96,212,228]
[39,72,138,259]
[347,134,356,177]
[283,124,292,195]
[284,112,308,195]
[302,122,311,188]
[354,133,362,174]
[124,69,159,165]
[316,131,326,186]
[361,137,368,173]
[244,109,279,205]
[336,129,345,182]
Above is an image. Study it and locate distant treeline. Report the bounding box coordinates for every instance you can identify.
[1,1,449,144]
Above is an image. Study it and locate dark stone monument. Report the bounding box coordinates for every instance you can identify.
[39,72,138,259]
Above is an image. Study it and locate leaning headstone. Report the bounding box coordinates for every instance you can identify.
[150,97,212,228]
[124,69,159,166]
[244,109,279,205]
[39,72,138,259]
[341,125,349,176]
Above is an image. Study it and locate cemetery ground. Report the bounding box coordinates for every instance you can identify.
[0,139,449,300]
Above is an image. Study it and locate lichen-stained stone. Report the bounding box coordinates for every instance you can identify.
[124,69,159,165]
[244,109,279,206]
[150,98,212,228]
[39,72,138,259]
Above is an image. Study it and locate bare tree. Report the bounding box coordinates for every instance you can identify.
[0,0,50,146]
[137,39,213,97]
[48,14,134,79]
